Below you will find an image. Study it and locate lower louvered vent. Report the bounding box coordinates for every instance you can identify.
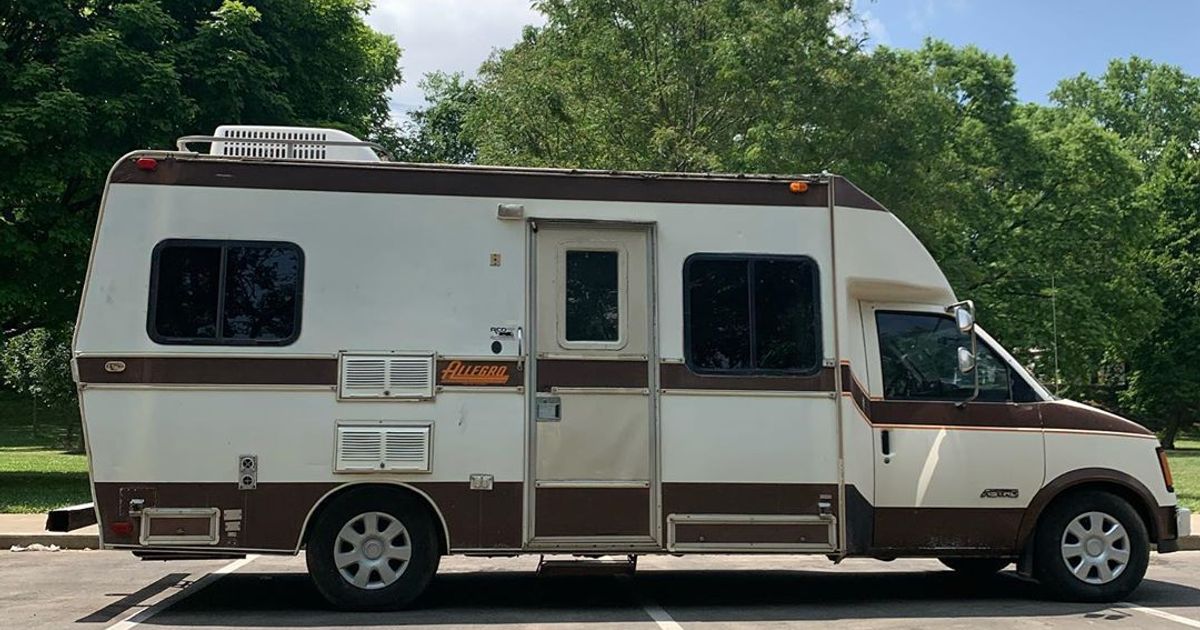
[336,424,431,472]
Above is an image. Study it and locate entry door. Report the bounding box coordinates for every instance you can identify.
[529,223,655,543]
[862,302,1045,550]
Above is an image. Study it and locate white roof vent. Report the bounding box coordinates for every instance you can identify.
[205,125,384,162]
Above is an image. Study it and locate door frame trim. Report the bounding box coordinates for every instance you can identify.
[523,219,660,548]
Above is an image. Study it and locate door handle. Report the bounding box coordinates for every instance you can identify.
[881,429,893,464]
[516,326,524,369]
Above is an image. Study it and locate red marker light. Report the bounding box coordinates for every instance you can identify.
[109,521,134,536]
[135,157,158,172]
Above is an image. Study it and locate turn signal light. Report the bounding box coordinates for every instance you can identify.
[1158,447,1175,493]
[789,181,808,193]
[135,157,158,172]
[109,521,134,536]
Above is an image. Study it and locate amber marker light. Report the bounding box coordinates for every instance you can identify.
[1158,447,1175,493]
[789,181,808,193]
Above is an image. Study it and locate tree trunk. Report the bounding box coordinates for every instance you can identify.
[1162,414,1182,450]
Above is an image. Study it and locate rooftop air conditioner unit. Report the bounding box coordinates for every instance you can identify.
[206,125,384,162]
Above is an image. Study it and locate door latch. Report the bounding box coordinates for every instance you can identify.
[536,395,561,422]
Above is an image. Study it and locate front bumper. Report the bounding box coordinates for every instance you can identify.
[1160,506,1191,553]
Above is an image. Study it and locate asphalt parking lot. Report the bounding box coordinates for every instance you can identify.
[8,551,1200,629]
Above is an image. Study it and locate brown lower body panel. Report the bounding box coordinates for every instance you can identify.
[663,482,839,515]
[94,480,1047,556]
[534,487,650,537]
[93,481,523,551]
[674,522,830,545]
[873,507,1024,552]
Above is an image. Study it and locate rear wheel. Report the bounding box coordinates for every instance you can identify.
[306,488,440,610]
[1033,490,1149,602]
[938,557,1010,576]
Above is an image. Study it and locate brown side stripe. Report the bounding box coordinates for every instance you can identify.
[113,156,839,208]
[840,364,1152,436]
[661,363,835,392]
[536,359,647,391]
[76,356,337,386]
[78,355,1152,436]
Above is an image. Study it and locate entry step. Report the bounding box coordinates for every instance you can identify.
[536,554,638,576]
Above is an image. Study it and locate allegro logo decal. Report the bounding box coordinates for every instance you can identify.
[440,360,511,385]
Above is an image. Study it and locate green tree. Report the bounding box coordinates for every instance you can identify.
[468,1,1157,392]
[1053,59,1200,443]
[467,0,859,171]
[0,0,402,337]
[395,72,479,164]
[1,326,74,410]
[1119,144,1200,447]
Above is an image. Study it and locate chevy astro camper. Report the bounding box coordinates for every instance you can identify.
[67,125,1187,609]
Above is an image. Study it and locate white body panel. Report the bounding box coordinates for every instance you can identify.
[84,389,525,484]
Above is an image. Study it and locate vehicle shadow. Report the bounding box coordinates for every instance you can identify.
[138,568,1200,627]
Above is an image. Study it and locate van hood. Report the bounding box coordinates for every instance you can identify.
[1041,399,1154,437]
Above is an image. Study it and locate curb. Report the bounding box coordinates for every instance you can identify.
[1179,536,1200,552]
[1,534,100,550]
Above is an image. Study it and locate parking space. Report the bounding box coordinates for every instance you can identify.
[8,551,1200,629]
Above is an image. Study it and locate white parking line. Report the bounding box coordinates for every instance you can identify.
[106,555,257,630]
[1117,602,1200,628]
[640,597,684,630]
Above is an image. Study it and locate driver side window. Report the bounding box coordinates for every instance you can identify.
[877,311,1010,403]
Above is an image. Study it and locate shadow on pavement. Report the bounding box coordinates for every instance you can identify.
[139,568,1200,627]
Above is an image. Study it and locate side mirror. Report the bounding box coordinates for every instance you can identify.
[957,346,976,374]
[953,304,975,333]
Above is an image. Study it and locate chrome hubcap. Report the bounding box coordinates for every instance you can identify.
[1061,511,1129,585]
[335,511,412,590]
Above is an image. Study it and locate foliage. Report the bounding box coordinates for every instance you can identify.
[395,72,479,164]
[1053,59,1200,444]
[0,0,402,337]
[1119,144,1200,446]
[466,0,858,172]
[2,325,75,410]
[456,0,1162,402]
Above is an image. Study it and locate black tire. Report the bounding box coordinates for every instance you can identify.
[305,487,441,611]
[1033,490,1149,602]
[938,557,1011,576]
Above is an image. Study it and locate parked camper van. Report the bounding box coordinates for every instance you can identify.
[68,125,1187,609]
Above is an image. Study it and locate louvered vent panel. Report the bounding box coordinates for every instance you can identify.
[217,128,329,159]
[335,425,431,472]
[336,429,385,470]
[338,353,434,400]
[343,359,387,391]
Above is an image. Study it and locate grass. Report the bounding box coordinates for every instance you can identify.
[0,390,90,513]
[1166,438,1200,513]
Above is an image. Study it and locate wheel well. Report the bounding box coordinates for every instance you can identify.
[299,483,450,555]
[1037,481,1160,542]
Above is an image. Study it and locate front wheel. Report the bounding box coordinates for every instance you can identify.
[1033,490,1149,602]
[305,488,441,610]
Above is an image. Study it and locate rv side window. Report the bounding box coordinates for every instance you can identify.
[684,254,821,374]
[876,312,1010,402]
[149,240,303,345]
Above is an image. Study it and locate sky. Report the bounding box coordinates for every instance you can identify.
[365,0,1200,118]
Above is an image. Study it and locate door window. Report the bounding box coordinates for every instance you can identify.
[564,249,621,343]
[876,311,1010,402]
